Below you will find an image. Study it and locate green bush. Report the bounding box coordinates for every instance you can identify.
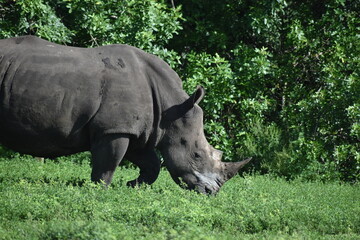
[0,0,73,42]
[172,0,360,182]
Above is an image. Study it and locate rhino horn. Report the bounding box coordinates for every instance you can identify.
[222,157,252,182]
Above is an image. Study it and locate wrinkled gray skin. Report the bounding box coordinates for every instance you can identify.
[0,36,251,194]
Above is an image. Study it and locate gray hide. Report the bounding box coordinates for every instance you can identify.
[0,36,251,194]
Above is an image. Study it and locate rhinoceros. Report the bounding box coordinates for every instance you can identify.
[0,35,251,194]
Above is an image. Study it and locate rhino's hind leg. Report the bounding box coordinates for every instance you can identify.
[90,134,130,185]
[126,149,161,187]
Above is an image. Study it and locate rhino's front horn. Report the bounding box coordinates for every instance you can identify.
[222,158,252,181]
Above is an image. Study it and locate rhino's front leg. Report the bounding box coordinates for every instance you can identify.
[126,149,161,187]
[90,134,130,185]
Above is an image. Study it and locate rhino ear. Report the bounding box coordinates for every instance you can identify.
[192,86,205,105]
[161,86,205,124]
[183,86,205,111]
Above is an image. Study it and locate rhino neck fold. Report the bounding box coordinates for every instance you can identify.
[149,86,188,152]
[141,52,189,150]
[145,84,164,148]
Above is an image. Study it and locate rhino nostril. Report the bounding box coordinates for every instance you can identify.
[205,187,212,195]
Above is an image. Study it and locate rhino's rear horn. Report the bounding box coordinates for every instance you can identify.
[222,157,252,181]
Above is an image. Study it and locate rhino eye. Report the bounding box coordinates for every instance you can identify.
[194,152,202,159]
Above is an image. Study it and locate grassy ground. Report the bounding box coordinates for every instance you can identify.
[0,155,359,239]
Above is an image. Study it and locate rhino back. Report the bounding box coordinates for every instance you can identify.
[0,36,112,156]
[0,36,183,156]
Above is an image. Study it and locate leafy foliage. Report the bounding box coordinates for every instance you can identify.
[0,0,359,181]
[171,0,360,181]
[0,0,72,43]
[0,157,359,239]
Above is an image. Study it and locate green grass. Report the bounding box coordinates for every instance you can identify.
[0,155,359,239]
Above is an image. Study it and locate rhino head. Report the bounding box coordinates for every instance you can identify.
[160,86,251,194]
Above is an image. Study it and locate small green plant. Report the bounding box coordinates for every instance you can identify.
[0,156,359,239]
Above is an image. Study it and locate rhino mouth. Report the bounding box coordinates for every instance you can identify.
[174,171,223,195]
[195,184,220,195]
[178,180,219,195]
[193,171,223,195]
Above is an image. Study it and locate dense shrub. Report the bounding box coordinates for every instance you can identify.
[0,0,72,43]
[171,0,360,181]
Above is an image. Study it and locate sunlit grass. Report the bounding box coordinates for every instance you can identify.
[0,156,359,239]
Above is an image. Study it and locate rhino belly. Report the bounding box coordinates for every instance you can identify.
[0,123,91,157]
